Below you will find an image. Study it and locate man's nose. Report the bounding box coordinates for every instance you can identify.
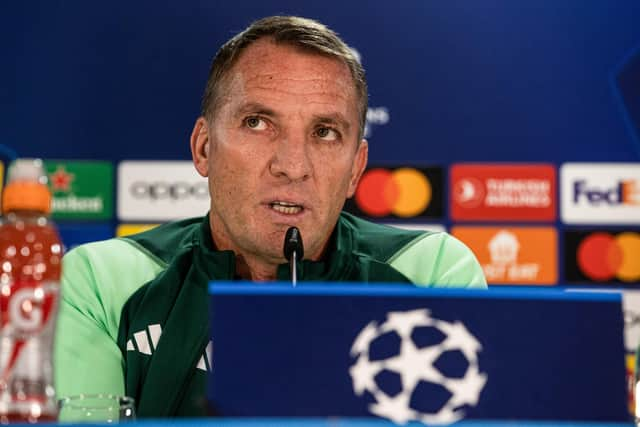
[268,136,312,182]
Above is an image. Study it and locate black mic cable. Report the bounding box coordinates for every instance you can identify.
[283,227,304,286]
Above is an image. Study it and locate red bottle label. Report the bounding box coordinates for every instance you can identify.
[0,280,59,380]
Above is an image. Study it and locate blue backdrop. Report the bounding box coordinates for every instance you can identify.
[4,1,640,163]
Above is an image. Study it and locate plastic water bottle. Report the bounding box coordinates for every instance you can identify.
[0,159,61,423]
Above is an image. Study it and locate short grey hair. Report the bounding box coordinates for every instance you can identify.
[201,16,368,139]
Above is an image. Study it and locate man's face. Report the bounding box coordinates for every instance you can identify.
[194,39,368,265]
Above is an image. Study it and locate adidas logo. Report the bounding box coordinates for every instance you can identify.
[125,323,213,372]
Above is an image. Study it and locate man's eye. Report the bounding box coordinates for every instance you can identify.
[315,127,339,141]
[245,116,267,130]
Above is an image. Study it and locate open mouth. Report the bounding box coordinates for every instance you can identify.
[269,201,304,215]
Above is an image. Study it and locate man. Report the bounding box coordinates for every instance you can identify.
[55,16,486,417]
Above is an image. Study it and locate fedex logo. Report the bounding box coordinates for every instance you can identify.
[561,163,640,224]
[573,180,640,205]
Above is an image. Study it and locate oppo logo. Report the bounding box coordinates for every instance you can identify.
[130,181,209,200]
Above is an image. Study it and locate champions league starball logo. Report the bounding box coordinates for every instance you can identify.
[349,309,487,425]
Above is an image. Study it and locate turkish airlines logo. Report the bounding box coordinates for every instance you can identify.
[118,161,210,221]
[453,178,484,208]
[452,226,557,285]
[561,164,640,224]
[450,164,556,222]
[344,167,443,219]
[565,230,640,283]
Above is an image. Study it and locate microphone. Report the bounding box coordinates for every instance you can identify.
[283,227,304,286]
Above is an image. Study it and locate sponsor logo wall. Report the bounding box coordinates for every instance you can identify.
[448,163,558,286]
[559,163,640,287]
[10,159,638,288]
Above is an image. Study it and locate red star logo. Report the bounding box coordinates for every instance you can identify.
[49,166,75,192]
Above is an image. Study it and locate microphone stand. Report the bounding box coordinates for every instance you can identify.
[291,251,298,286]
[283,227,304,287]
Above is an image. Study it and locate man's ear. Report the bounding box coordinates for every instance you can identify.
[347,139,369,198]
[190,117,210,177]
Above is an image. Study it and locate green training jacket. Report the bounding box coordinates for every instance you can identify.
[54,212,486,417]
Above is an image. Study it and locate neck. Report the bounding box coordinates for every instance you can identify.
[234,254,280,281]
[208,216,283,281]
[207,216,333,281]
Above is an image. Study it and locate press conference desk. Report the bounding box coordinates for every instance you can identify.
[175,421,633,427]
[189,421,632,427]
[209,285,627,423]
[20,419,633,426]
[144,420,634,427]
[27,286,625,426]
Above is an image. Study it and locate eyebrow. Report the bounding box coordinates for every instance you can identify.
[312,113,351,133]
[235,102,277,118]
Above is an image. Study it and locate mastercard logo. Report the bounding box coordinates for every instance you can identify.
[354,168,432,217]
[577,232,640,282]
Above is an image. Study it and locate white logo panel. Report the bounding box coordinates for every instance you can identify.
[118,161,210,221]
[561,163,640,224]
[623,290,640,353]
[349,309,486,425]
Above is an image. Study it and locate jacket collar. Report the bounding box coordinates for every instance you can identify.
[197,214,356,282]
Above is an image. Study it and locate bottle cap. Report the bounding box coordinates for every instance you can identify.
[2,159,52,214]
